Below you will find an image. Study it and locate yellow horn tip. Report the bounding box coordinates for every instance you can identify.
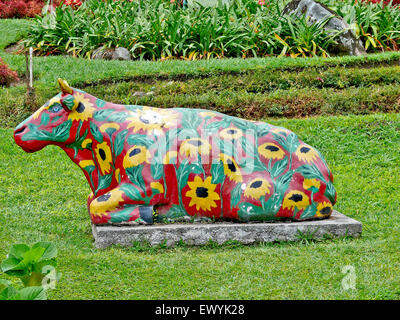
[58,78,73,94]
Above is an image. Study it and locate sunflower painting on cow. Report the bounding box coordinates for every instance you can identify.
[13,79,337,225]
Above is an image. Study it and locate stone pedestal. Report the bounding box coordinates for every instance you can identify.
[92,211,362,248]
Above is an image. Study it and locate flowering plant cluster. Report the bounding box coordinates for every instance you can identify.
[0,57,19,87]
[362,0,400,5]
[0,0,82,19]
[0,0,46,18]
[63,0,82,7]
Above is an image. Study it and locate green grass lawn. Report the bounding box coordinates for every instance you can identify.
[1,114,399,299]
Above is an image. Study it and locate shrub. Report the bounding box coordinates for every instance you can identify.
[0,57,19,87]
[0,0,44,18]
[24,0,400,60]
[0,0,65,19]
[25,0,346,60]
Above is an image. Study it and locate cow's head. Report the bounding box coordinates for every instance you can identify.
[14,79,94,153]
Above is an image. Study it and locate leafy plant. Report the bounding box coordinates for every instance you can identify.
[24,0,346,60]
[0,280,47,300]
[0,242,59,300]
[274,14,341,58]
[24,0,400,60]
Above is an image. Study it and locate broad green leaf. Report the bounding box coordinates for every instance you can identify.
[110,207,137,223]
[127,134,154,147]
[241,136,256,158]
[96,173,112,194]
[325,181,337,204]
[114,129,128,156]
[120,183,141,200]
[107,112,128,123]
[40,113,50,126]
[164,205,188,220]
[177,162,203,191]
[9,244,30,260]
[286,132,300,153]
[11,286,47,300]
[270,157,288,178]
[62,95,75,110]
[0,281,17,301]
[51,120,73,142]
[1,257,21,273]
[296,164,326,182]
[32,242,57,261]
[151,162,164,180]
[96,98,107,108]
[204,120,223,131]
[89,122,103,143]
[275,170,294,192]
[211,161,225,184]
[257,124,271,137]
[178,128,198,140]
[18,247,46,269]
[0,280,10,291]
[93,109,114,122]
[126,166,146,193]
[230,183,242,209]
[300,203,317,219]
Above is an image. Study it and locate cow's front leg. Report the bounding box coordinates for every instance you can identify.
[88,187,154,225]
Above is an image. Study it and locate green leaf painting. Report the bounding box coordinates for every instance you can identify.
[89,122,103,143]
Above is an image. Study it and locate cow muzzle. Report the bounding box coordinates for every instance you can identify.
[13,123,46,153]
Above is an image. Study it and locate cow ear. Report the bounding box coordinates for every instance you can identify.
[60,94,76,111]
[58,78,76,111]
[58,78,73,95]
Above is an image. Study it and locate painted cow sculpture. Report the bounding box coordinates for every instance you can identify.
[14,79,337,225]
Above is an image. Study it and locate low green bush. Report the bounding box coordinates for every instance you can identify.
[2,61,400,126]
[25,0,400,60]
[80,64,400,118]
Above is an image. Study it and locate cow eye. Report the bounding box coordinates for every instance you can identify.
[49,104,62,113]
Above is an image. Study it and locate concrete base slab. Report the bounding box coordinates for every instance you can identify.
[92,210,362,248]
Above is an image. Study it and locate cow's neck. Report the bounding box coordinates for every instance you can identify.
[60,122,101,194]
[61,146,98,194]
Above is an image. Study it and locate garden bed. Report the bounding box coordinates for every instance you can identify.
[23,0,400,60]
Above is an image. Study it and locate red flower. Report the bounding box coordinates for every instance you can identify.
[12,0,28,18]
[63,0,82,6]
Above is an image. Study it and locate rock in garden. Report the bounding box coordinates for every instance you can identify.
[92,47,132,61]
[283,0,366,56]
[132,91,147,97]
[91,47,115,60]
[112,47,132,61]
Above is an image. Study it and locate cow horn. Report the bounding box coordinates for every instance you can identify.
[58,78,73,94]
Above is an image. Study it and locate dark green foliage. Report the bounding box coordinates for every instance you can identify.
[24,0,400,60]
[21,0,354,59]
